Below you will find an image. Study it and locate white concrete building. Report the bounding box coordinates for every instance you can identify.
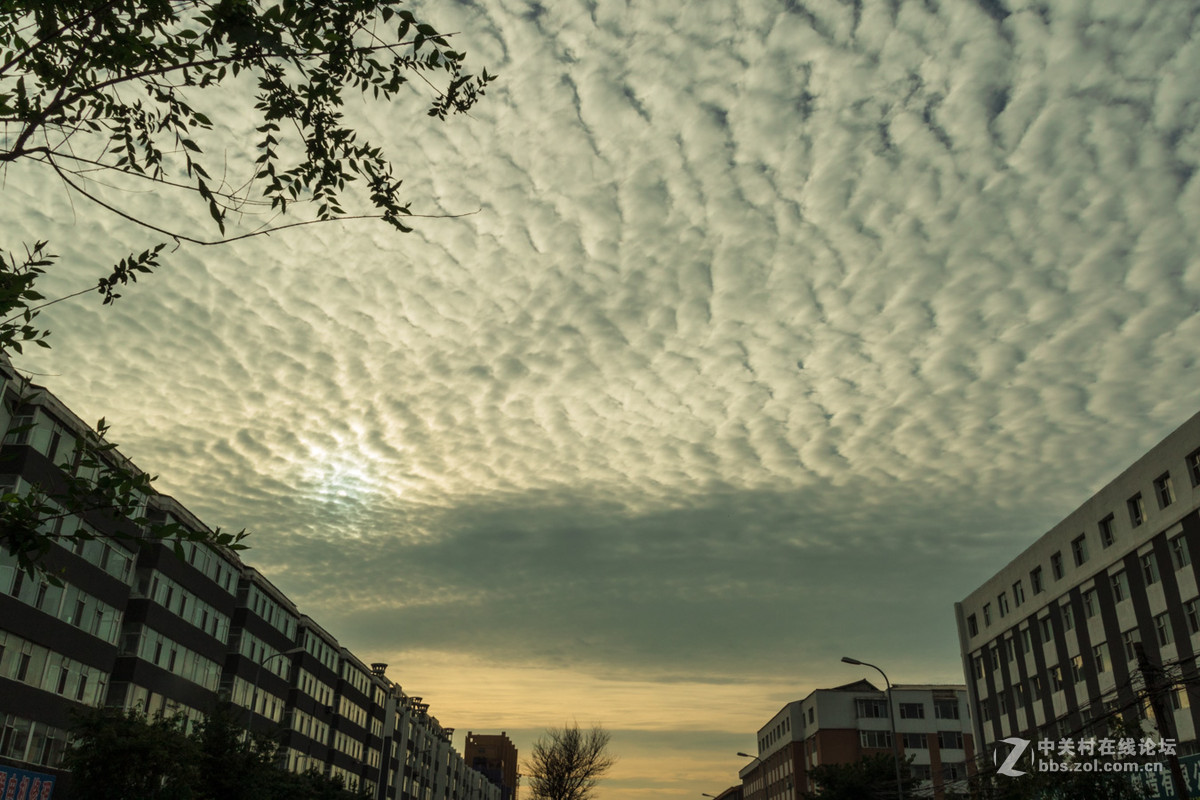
[955,410,1200,757]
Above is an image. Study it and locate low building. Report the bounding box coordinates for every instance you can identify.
[739,681,974,800]
[955,409,1200,760]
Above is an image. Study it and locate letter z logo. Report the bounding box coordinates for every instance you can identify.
[995,737,1030,777]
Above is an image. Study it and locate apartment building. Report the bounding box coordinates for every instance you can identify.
[0,364,500,800]
[464,731,520,800]
[955,409,1200,758]
[739,681,974,800]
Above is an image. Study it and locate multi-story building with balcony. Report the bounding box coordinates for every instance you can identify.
[955,409,1200,759]
[739,681,974,800]
[0,361,501,800]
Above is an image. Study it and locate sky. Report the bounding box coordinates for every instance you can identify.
[4,0,1200,797]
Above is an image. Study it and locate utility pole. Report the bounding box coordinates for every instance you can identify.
[1135,642,1191,800]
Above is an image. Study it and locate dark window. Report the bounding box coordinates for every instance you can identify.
[1186,600,1200,636]
[1142,553,1160,585]
[1172,536,1191,570]
[1187,449,1200,487]
[1051,552,1064,580]
[1083,589,1097,618]
[934,700,959,720]
[1128,494,1145,527]
[1071,535,1088,566]
[1156,613,1173,646]
[1099,514,1115,547]
[1111,570,1129,602]
[1155,473,1175,509]
[856,698,889,718]
[1030,566,1044,594]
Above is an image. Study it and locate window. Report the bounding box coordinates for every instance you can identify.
[1049,664,1063,692]
[1082,589,1097,618]
[937,731,964,749]
[1030,566,1044,594]
[1155,473,1175,509]
[978,701,991,722]
[1031,675,1043,700]
[934,700,959,720]
[1094,643,1108,674]
[860,730,892,749]
[1142,552,1160,585]
[1051,551,1064,580]
[1128,493,1145,527]
[991,647,1001,670]
[1171,535,1191,570]
[1040,616,1053,642]
[1070,654,1084,683]
[1012,580,1025,606]
[899,703,925,719]
[1005,638,1016,661]
[943,762,967,781]
[1187,599,1200,636]
[1123,629,1141,661]
[1111,570,1129,602]
[1099,514,1115,547]
[973,655,984,679]
[998,592,1010,617]
[1071,535,1088,566]
[967,614,978,637]
[1156,613,1173,646]
[1021,626,1032,653]
[902,733,928,749]
[856,698,889,718]
[1187,449,1200,487]
[1061,602,1074,631]
[998,692,1008,715]
[983,603,992,626]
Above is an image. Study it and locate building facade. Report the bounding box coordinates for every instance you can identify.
[955,410,1200,758]
[739,681,974,800]
[0,364,500,800]
[464,731,519,800]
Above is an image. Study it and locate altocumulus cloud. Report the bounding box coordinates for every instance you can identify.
[6,0,1200,791]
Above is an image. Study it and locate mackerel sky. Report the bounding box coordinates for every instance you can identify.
[6,0,1200,796]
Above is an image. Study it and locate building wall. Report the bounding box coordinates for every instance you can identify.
[465,731,519,800]
[742,682,974,800]
[0,365,500,800]
[956,410,1200,758]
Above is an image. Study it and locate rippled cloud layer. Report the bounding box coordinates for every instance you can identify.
[7,0,1200,796]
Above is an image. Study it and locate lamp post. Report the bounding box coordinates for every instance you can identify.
[737,751,767,800]
[841,656,903,800]
[247,646,304,730]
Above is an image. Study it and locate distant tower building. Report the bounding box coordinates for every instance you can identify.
[465,731,519,800]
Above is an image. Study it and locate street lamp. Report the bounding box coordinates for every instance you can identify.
[841,656,903,800]
[737,752,766,800]
[247,646,305,730]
